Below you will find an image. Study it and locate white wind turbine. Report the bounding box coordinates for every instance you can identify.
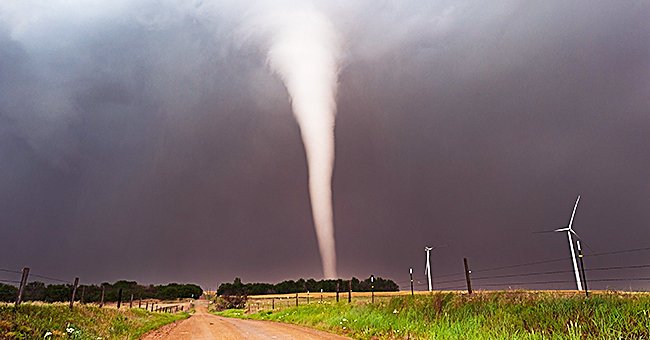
[554,195,584,291]
[425,246,433,292]
[423,245,448,292]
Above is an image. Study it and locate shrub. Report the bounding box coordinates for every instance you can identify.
[214,295,247,311]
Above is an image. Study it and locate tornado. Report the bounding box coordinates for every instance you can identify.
[264,7,340,278]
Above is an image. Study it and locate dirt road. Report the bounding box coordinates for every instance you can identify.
[140,300,349,340]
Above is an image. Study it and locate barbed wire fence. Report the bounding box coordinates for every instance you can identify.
[243,245,650,312]
[414,246,650,291]
[0,268,186,313]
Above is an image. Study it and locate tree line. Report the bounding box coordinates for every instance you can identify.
[0,280,202,303]
[217,276,399,296]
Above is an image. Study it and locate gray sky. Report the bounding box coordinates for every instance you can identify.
[1,0,649,291]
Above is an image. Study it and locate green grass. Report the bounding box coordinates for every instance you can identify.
[0,303,188,339]
[216,291,650,339]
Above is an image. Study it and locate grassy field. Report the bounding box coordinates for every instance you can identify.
[0,302,188,339]
[217,291,650,339]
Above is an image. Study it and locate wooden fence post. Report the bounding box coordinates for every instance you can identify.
[371,275,375,304]
[348,280,352,303]
[464,258,473,295]
[117,288,123,309]
[15,267,30,307]
[99,286,105,307]
[410,268,414,296]
[336,282,340,302]
[69,277,79,310]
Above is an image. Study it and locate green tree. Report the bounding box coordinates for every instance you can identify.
[24,281,46,301]
[0,283,17,302]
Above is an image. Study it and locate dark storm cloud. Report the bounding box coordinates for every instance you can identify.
[1,1,649,290]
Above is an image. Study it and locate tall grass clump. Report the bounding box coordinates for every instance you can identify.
[0,302,187,339]
[218,291,650,339]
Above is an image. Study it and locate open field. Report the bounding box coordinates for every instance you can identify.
[219,290,650,339]
[0,302,188,339]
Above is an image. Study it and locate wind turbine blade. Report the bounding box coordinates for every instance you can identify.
[554,227,570,232]
[567,195,580,230]
[571,230,593,251]
[532,230,556,234]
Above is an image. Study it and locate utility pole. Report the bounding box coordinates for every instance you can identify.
[15,267,30,307]
[577,241,589,297]
[69,277,79,310]
[409,268,414,296]
[463,258,473,294]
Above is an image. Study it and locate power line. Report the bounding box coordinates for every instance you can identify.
[0,268,22,275]
[472,270,567,281]
[436,285,468,291]
[432,271,467,279]
[458,263,650,283]
[29,273,73,284]
[588,263,650,273]
[0,279,21,284]
[477,279,575,287]
[588,246,650,258]
[476,277,650,287]
[467,245,650,276]
[472,257,568,275]
[590,277,650,283]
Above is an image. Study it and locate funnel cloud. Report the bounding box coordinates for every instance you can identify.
[261,6,341,278]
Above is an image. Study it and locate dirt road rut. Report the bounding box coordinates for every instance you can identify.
[140,300,349,340]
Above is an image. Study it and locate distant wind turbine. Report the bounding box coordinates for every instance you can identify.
[425,246,433,292]
[424,245,446,292]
